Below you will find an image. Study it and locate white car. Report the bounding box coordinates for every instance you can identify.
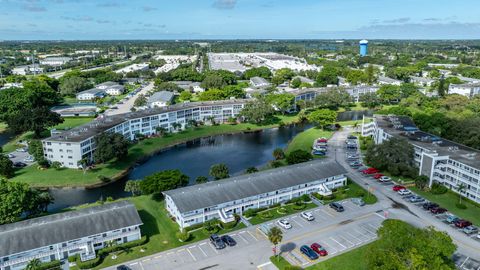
[16,148,27,152]
[7,153,15,159]
[23,156,35,162]
[300,211,314,221]
[379,176,391,182]
[277,219,292,229]
[398,189,411,195]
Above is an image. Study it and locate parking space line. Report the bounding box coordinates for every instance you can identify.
[238,232,249,243]
[321,209,335,217]
[321,241,338,255]
[337,235,355,248]
[208,243,219,254]
[330,237,346,250]
[365,223,380,233]
[154,255,162,259]
[345,231,363,245]
[129,262,139,266]
[197,243,208,257]
[186,247,197,261]
[460,257,469,268]
[247,230,259,241]
[290,217,304,228]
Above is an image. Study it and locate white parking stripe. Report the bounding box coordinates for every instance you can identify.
[330,237,346,250]
[186,247,197,261]
[322,240,338,254]
[197,243,208,257]
[337,235,355,248]
[290,217,304,228]
[129,262,139,266]
[247,230,258,241]
[345,231,363,245]
[321,209,335,217]
[154,255,162,259]
[208,243,219,254]
[237,232,249,243]
[365,223,380,233]
[460,257,469,268]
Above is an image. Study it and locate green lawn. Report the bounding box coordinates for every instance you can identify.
[53,117,95,130]
[248,202,317,225]
[12,114,300,187]
[70,195,246,269]
[306,242,375,270]
[410,187,480,226]
[270,255,292,270]
[285,127,333,155]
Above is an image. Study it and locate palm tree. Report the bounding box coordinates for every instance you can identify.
[171,122,181,131]
[155,126,167,137]
[267,227,283,258]
[456,183,466,205]
[25,259,41,270]
[77,158,89,174]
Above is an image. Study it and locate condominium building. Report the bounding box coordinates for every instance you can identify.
[164,160,347,229]
[147,91,174,108]
[378,76,402,86]
[0,201,142,270]
[42,100,246,168]
[448,82,480,97]
[362,115,480,203]
[291,85,379,104]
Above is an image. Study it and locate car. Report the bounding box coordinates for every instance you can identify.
[357,166,368,171]
[351,197,365,206]
[310,243,328,256]
[393,185,406,192]
[209,234,226,249]
[422,202,439,210]
[116,265,130,270]
[463,226,478,235]
[221,235,237,246]
[347,135,358,139]
[409,196,425,203]
[430,207,447,214]
[16,148,27,152]
[446,214,459,224]
[23,156,35,162]
[350,163,362,168]
[13,162,27,168]
[373,173,384,179]
[379,176,391,182]
[312,150,326,156]
[329,202,344,212]
[398,189,411,196]
[362,168,379,174]
[349,161,362,166]
[300,245,319,260]
[7,153,15,159]
[455,219,472,228]
[117,101,123,104]
[277,219,292,229]
[301,211,315,221]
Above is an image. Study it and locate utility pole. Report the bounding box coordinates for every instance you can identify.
[31,52,36,76]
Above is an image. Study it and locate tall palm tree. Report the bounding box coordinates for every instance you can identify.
[456,183,466,205]
[25,259,41,270]
[267,227,283,258]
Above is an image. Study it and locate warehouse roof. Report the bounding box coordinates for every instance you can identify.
[164,160,347,213]
[0,201,142,257]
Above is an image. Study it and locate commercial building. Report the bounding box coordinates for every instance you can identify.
[12,65,43,75]
[249,77,271,88]
[39,57,72,66]
[147,91,174,108]
[359,40,368,57]
[448,82,480,97]
[0,201,142,270]
[362,115,480,204]
[115,63,149,74]
[42,100,246,168]
[164,160,347,229]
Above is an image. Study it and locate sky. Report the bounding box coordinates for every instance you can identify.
[1,0,480,40]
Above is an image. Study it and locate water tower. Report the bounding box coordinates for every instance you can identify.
[359,39,368,57]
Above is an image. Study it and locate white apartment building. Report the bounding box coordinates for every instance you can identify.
[409,76,435,87]
[147,91,174,108]
[448,82,480,97]
[249,77,271,88]
[164,160,347,229]
[76,88,106,101]
[42,100,246,168]
[97,81,124,96]
[378,76,402,86]
[0,201,142,270]
[39,57,72,66]
[292,85,379,104]
[362,115,480,203]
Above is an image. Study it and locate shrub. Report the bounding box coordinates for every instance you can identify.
[77,257,102,269]
[37,260,62,270]
[300,194,311,202]
[243,208,257,218]
[176,231,191,242]
[292,203,306,210]
[270,160,284,168]
[68,255,78,263]
[202,219,220,234]
[220,220,238,230]
[431,183,448,194]
[286,149,312,165]
[269,203,281,209]
[260,211,273,219]
[184,223,204,232]
[356,190,366,197]
[97,175,111,183]
[456,203,467,209]
[51,161,62,169]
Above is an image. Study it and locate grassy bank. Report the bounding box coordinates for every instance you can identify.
[285,127,333,155]
[12,115,299,187]
[248,202,317,225]
[410,187,480,226]
[306,242,375,270]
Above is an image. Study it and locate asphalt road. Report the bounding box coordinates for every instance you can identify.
[104,82,154,116]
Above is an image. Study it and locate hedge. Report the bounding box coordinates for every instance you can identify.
[37,260,62,270]
[76,236,148,269]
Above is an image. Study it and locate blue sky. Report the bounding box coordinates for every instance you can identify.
[1,0,480,40]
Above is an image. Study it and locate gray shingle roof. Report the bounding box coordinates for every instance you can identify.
[164,160,347,213]
[148,91,174,103]
[0,201,142,257]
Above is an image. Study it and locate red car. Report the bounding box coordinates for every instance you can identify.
[430,207,447,214]
[310,243,328,256]
[392,185,406,192]
[454,219,472,228]
[362,168,379,174]
[373,173,384,179]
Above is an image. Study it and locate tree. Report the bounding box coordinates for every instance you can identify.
[209,163,229,180]
[198,89,225,101]
[273,148,285,160]
[245,167,258,174]
[267,227,283,257]
[290,77,301,88]
[366,64,376,84]
[377,85,402,104]
[345,69,368,85]
[0,154,14,178]
[240,97,275,124]
[93,132,129,164]
[315,65,339,87]
[286,149,312,165]
[307,109,337,129]
[314,88,352,110]
[154,82,183,93]
[125,180,141,196]
[275,68,295,81]
[266,93,295,114]
[77,158,89,174]
[7,106,63,138]
[438,76,446,97]
[195,176,209,184]
[59,76,92,96]
[244,67,272,79]
[201,74,226,90]
[139,169,189,194]
[456,183,466,205]
[171,122,182,131]
[25,259,41,270]
[28,140,44,161]
[134,94,147,107]
[415,175,429,190]
[179,91,192,101]
[359,92,381,109]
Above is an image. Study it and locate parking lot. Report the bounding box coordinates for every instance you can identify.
[454,253,480,270]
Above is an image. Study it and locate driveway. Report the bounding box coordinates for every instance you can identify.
[104,82,154,116]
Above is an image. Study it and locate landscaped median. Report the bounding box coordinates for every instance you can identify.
[244,195,317,225]
[312,179,377,205]
[11,114,299,188]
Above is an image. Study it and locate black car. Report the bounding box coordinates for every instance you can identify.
[221,235,237,246]
[329,202,344,212]
[422,202,439,210]
[117,265,130,270]
[210,234,226,249]
[13,162,27,168]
